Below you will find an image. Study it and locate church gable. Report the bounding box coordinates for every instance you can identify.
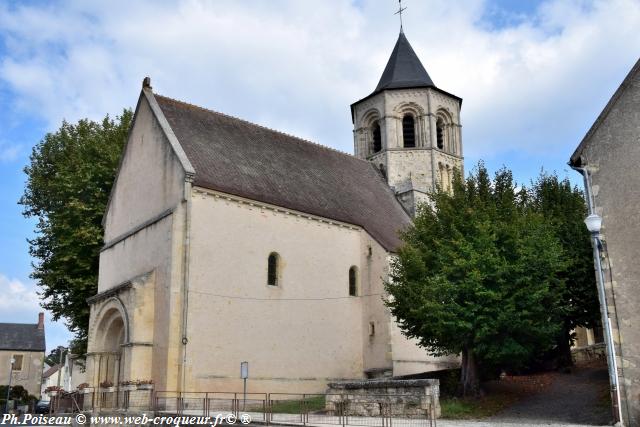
[152,94,411,251]
[102,88,191,243]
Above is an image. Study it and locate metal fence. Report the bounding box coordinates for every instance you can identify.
[50,390,436,427]
[154,392,436,427]
[50,389,153,414]
[154,392,269,422]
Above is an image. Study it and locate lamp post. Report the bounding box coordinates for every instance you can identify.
[240,362,248,411]
[53,346,66,414]
[56,346,65,390]
[584,213,623,425]
[5,357,15,413]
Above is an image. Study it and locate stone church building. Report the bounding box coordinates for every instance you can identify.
[85,31,463,393]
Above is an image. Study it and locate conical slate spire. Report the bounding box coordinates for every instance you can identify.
[374,32,434,93]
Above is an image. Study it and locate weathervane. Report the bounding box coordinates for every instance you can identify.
[395,0,407,32]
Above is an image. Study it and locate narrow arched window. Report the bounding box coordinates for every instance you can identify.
[349,266,358,296]
[436,119,444,150]
[402,115,415,148]
[267,252,279,286]
[372,122,382,153]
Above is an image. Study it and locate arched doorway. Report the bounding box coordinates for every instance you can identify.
[94,305,127,389]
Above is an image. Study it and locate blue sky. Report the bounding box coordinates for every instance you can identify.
[1,0,639,352]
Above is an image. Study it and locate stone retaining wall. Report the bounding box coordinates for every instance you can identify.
[326,379,440,418]
[571,343,606,364]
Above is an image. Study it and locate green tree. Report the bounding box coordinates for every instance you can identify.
[44,346,68,367]
[385,163,566,396]
[528,173,600,366]
[0,385,36,403]
[20,110,133,355]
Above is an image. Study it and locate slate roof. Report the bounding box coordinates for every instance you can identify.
[0,323,46,352]
[374,32,435,94]
[350,32,461,120]
[42,364,60,379]
[154,95,412,251]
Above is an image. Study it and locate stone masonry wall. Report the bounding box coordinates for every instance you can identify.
[326,379,440,418]
[574,61,640,425]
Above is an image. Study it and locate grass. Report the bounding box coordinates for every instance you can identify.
[440,393,519,419]
[269,395,326,414]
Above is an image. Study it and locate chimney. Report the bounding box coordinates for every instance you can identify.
[38,312,45,330]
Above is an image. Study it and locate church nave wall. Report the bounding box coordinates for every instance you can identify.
[359,236,394,377]
[181,189,392,393]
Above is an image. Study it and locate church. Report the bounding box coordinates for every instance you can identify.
[85,30,464,394]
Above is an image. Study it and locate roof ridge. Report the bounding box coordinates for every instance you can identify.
[0,322,37,326]
[154,94,367,162]
[150,92,410,251]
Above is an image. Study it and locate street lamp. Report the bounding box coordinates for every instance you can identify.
[584,213,624,425]
[584,213,603,234]
[5,357,15,413]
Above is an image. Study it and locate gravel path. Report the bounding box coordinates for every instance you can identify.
[484,366,612,425]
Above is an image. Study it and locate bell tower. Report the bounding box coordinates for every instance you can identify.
[351,31,464,216]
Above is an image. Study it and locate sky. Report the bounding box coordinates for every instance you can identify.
[0,0,639,352]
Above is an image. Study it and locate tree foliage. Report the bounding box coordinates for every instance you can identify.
[0,385,37,403]
[385,163,567,396]
[44,346,68,367]
[526,173,599,366]
[20,110,133,355]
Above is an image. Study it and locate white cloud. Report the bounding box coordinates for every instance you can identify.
[0,274,39,317]
[0,274,73,351]
[0,0,639,162]
[0,0,637,351]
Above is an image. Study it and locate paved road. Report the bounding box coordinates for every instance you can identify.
[3,368,613,427]
[485,366,613,425]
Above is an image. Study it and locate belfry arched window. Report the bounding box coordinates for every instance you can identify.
[436,118,445,150]
[372,122,382,153]
[402,115,415,148]
[267,252,279,286]
[349,266,358,296]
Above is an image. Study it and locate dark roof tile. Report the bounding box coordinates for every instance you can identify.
[0,323,46,352]
[42,364,60,379]
[374,32,435,94]
[154,95,411,251]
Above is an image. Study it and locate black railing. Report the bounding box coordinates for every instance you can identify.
[50,390,436,427]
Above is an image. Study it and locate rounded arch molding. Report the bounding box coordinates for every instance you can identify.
[90,296,131,352]
[435,107,458,154]
[435,107,453,124]
[393,101,425,117]
[360,108,383,156]
[361,108,382,127]
[394,102,426,148]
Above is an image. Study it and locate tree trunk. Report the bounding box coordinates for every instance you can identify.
[459,347,481,397]
[557,324,574,369]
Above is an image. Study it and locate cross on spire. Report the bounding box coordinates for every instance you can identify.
[395,0,407,33]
